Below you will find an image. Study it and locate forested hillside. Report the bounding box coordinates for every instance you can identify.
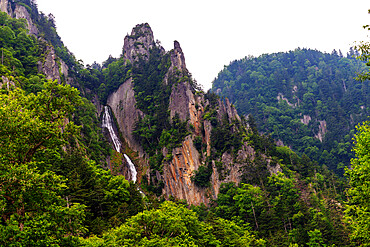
[212,49,369,175]
[1,0,370,246]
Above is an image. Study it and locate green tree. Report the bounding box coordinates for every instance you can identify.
[0,80,86,245]
[234,183,264,230]
[345,121,370,246]
[96,201,265,247]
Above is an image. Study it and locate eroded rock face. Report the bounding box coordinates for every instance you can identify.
[37,46,61,82]
[315,120,327,142]
[163,136,209,205]
[171,40,187,72]
[1,0,38,35]
[218,97,241,123]
[0,0,11,15]
[122,23,156,63]
[106,78,145,157]
[300,115,312,125]
[165,89,256,205]
[0,1,72,85]
[106,23,280,206]
[14,4,38,35]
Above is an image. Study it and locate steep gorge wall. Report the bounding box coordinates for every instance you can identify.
[106,78,144,157]
[0,0,70,85]
[0,0,37,35]
[106,23,278,205]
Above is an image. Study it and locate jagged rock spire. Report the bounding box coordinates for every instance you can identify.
[122,23,155,63]
[171,40,187,72]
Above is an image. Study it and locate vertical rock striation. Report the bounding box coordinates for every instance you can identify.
[106,23,275,205]
[107,78,144,156]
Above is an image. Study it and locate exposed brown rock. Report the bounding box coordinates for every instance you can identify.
[300,115,312,125]
[105,23,282,206]
[1,76,15,90]
[163,136,209,205]
[171,40,187,72]
[219,97,241,122]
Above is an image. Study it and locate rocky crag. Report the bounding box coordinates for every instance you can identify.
[1,0,280,205]
[0,0,71,85]
[106,23,280,205]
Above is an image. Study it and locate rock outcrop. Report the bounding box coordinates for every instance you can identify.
[0,0,71,85]
[107,78,145,156]
[0,0,38,35]
[0,0,11,15]
[163,136,208,204]
[37,46,62,82]
[123,23,157,63]
[315,120,327,142]
[0,75,15,90]
[300,115,312,125]
[13,4,38,35]
[106,23,280,205]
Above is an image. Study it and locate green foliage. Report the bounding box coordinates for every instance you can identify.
[212,49,368,175]
[91,201,265,246]
[192,163,213,188]
[345,121,370,246]
[1,3,360,246]
[100,57,131,103]
[0,80,86,245]
[73,98,110,163]
[0,11,43,80]
[211,114,243,156]
[159,113,190,151]
[214,169,349,247]
[306,229,327,247]
[131,46,172,156]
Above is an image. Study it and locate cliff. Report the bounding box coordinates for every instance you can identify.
[0,0,71,85]
[105,23,280,205]
[0,0,37,35]
[107,78,145,156]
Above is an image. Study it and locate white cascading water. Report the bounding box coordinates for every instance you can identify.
[124,154,137,183]
[102,106,137,182]
[102,106,121,152]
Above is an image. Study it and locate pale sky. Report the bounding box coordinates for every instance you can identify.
[35,0,369,90]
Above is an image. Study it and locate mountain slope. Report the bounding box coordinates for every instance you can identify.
[0,1,356,245]
[212,49,369,174]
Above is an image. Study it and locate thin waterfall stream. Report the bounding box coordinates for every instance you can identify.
[124,154,137,183]
[102,106,121,152]
[102,106,137,182]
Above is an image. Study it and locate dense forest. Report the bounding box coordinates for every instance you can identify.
[212,49,369,176]
[0,1,370,246]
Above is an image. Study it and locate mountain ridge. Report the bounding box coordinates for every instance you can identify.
[0,1,361,245]
[212,48,369,175]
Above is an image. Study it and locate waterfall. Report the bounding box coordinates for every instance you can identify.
[124,154,137,183]
[102,106,121,152]
[102,106,137,182]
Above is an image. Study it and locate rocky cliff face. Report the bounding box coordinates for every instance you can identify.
[13,4,38,35]
[1,0,70,85]
[107,78,145,157]
[106,23,279,205]
[162,136,209,204]
[37,46,62,82]
[0,0,10,15]
[0,0,38,35]
[123,23,158,63]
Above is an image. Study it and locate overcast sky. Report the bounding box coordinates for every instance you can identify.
[35,0,369,90]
